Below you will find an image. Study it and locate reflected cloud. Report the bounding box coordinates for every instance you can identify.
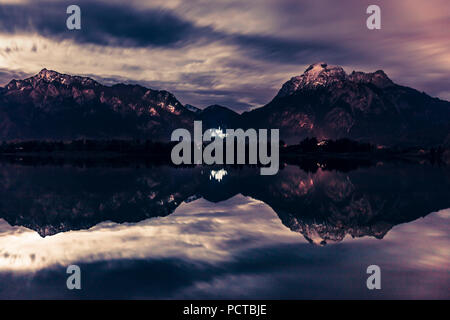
[0,197,448,299]
[378,209,450,270]
[0,195,304,271]
[0,192,448,277]
[0,160,449,299]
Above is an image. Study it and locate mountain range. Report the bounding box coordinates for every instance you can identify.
[1,163,448,243]
[1,63,449,146]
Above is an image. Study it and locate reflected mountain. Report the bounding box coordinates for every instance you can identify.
[0,161,449,244]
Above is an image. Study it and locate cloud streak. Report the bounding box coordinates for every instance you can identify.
[0,0,449,111]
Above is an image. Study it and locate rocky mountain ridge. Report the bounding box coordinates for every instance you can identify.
[1,64,449,146]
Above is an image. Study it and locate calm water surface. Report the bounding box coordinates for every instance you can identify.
[0,161,448,299]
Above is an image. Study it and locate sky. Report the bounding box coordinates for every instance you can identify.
[0,0,449,112]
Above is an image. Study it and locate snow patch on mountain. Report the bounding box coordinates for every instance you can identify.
[276,63,395,98]
[277,62,347,97]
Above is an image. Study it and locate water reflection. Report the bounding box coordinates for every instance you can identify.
[0,196,301,271]
[0,161,449,299]
[0,162,448,242]
[209,169,227,182]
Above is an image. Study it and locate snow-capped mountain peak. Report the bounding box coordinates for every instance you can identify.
[277,62,347,97]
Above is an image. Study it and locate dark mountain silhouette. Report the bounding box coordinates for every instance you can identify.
[1,64,449,146]
[242,62,450,145]
[184,104,201,113]
[195,104,241,130]
[0,69,194,140]
[0,163,449,244]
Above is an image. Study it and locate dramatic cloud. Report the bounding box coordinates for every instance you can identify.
[0,1,220,48]
[0,68,31,85]
[0,0,449,111]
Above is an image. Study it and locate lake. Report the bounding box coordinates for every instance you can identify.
[0,160,448,299]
